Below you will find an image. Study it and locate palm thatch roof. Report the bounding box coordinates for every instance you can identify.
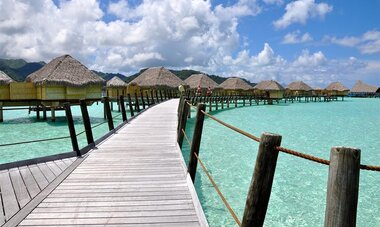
[254,80,284,91]
[0,71,14,85]
[217,77,253,90]
[184,74,218,89]
[26,55,105,87]
[350,80,379,93]
[325,82,349,91]
[107,76,127,88]
[287,81,313,91]
[129,67,183,88]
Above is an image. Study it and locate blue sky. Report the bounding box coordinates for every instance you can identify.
[0,0,379,87]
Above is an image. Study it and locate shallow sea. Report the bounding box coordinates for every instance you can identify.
[181,98,379,226]
[0,98,378,226]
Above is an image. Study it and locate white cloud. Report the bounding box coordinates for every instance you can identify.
[326,30,380,54]
[273,0,332,29]
[283,30,313,44]
[293,50,326,66]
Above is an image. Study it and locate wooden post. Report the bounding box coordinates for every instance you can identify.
[103,101,107,119]
[140,91,146,109]
[36,105,40,119]
[209,97,212,112]
[243,96,246,106]
[103,97,114,131]
[324,147,360,227]
[0,104,3,122]
[127,94,134,117]
[51,107,56,122]
[80,100,94,145]
[111,100,114,111]
[164,90,167,100]
[134,93,140,112]
[42,106,47,120]
[188,104,206,182]
[227,97,230,108]
[151,90,155,104]
[178,99,190,148]
[145,91,150,106]
[215,97,218,110]
[119,95,127,122]
[155,90,159,103]
[241,132,282,227]
[64,103,80,156]
[235,96,238,107]
[159,90,163,102]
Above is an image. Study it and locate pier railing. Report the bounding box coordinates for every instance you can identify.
[177,96,380,227]
[0,89,175,170]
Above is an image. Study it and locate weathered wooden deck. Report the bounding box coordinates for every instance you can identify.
[1,99,208,226]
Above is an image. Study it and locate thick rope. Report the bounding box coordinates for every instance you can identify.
[200,110,261,142]
[276,146,330,165]
[360,164,380,171]
[182,128,241,226]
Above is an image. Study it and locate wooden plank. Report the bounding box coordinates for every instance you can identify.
[0,171,20,220]
[27,165,48,190]
[53,160,68,170]
[18,167,40,198]
[0,186,5,225]
[61,158,74,167]
[45,162,62,176]
[9,168,31,208]
[36,163,56,182]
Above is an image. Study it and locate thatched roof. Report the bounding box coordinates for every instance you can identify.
[129,67,183,88]
[254,80,284,91]
[26,55,105,87]
[107,76,127,88]
[287,81,312,91]
[184,74,218,89]
[0,71,14,85]
[350,80,379,93]
[217,77,253,90]
[325,82,349,91]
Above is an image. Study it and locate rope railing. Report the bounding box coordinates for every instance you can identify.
[184,103,380,172]
[181,128,241,226]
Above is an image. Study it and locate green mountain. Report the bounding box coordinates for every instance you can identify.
[92,71,127,82]
[0,59,45,81]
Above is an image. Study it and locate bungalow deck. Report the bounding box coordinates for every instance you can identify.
[0,99,208,226]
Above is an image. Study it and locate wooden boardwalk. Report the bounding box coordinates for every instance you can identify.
[2,99,208,226]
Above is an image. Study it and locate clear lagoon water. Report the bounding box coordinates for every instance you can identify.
[182,98,379,226]
[0,101,128,164]
[0,98,378,226]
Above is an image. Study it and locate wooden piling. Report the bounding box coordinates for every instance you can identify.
[103,97,114,131]
[80,100,94,145]
[235,96,238,107]
[134,93,140,112]
[36,105,40,119]
[42,106,47,120]
[51,107,56,122]
[178,99,190,148]
[64,103,80,156]
[145,91,150,106]
[119,95,127,122]
[209,98,212,112]
[155,90,159,103]
[140,91,146,109]
[0,104,3,122]
[215,97,218,110]
[127,94,134,117]
[241,132,282,227]
[159,90,163,102]
[324,147,360,227]
[188,103,206,182]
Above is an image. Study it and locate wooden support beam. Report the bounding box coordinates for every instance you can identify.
[140,91,146,109]
[50,107,56,122]
[80,100,94,145]
[127,94,134,117]
[188,103,206,182]
[42,106,47,120]
[242,132,282,227]
[150,90,155,104]
[178,99,190,149]
[134,93,140,112]
[324,147,360,227]
[0,104,3,122]
[103,97,114,131]
[119,95,127,122]
[64,103,80,156]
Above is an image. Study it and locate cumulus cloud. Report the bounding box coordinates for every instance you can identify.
[326,30,380,54]
[273,0,332,29]
[263,0,284,6]
[283,30,313,44]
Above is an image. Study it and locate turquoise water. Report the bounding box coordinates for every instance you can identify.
[182,98,380,226]
[0,102,131,164]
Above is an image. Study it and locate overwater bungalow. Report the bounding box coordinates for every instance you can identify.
[254,80,285,100]
[325,82,349,96]
[313,86,324,96]
[0,71,14,100]
[349,80,380,97]
[25,54,104,106]
[106,76,127,99]
[286,81,313,97]
[184,73,218,96]
[216,77,253,95]
[128,67,184,96]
